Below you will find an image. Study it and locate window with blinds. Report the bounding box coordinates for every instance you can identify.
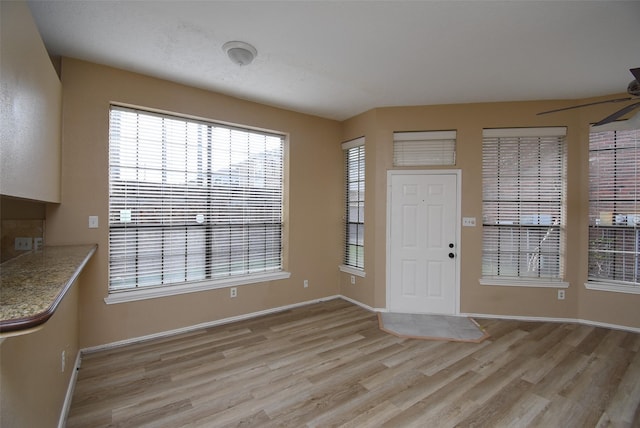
[108,106,284,292]
[393,130,456,166]
[588,128,640,287]
[343,137,365,269]
[482,127,566,281]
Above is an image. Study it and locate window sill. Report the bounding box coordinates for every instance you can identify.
[104,271,292,304]
[339,265,366,278]
[479,277,569,288]
[585,281,640,295]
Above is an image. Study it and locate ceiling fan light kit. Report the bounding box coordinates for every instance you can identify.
[223,41,257,66]
[537,67,640,127]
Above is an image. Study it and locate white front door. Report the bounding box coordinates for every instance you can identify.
[387,171,459,314]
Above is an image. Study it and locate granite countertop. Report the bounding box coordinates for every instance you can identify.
[0,244,97,334]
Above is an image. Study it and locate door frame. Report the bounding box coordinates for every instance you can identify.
[386,169,462,314]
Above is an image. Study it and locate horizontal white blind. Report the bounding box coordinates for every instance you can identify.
[588,129,640,286]
[343,138,364,269]
[482,127,566,280]
[108,106,284,291]
[393,131,456,166]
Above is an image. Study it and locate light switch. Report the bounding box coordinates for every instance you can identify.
[462,217,476,227]
[88,216,99,229]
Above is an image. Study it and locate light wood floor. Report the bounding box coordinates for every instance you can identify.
[66,299,640,427]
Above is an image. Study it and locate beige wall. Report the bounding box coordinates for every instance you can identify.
[45,58,344,348]
[340,97,640,329]
[45,57,640,348]
[0,276,82,428]
[0,0,61,203]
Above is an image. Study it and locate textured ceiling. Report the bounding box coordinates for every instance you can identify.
[28,1,640,120]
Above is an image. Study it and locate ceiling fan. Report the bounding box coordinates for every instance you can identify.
[537,67,640,126]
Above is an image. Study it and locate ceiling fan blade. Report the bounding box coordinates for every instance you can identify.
[593,101,640,126]
[537,97,633,116]
[631,67,640,83]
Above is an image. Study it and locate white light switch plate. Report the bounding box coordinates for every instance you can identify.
[88,216,99,229]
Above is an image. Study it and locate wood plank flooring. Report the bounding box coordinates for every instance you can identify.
[66,299,640,427]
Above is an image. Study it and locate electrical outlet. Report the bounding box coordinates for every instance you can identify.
[462,217,477,227]
[557,289,565,300]
[304,279,309,288]
[230,287,237,298]
[14,237,32,251]
[350,275,356,284]
[33,237,43,250]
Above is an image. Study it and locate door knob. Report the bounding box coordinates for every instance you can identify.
[448,252,455,259]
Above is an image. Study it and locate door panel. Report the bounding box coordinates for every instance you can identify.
[388,173,458,314]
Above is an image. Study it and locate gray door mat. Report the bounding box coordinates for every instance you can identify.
[378,312,490,343]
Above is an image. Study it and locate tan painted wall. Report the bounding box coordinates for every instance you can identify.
[340,109,379,308]
[0,0,61,203]
[45,58,343,348]
[340,97,640,329]
[0,276,81,428]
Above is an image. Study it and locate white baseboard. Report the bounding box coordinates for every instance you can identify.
[58,350,82,428]
[82,295,640,355]
[82,294,342,354]
[462,312,640,334]
[342,297,640,333]
[339,295,386,313]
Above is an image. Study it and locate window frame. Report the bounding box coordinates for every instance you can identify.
[105,105,290,304]
[339,137,365,275]
[480,127,569,288]
[586,126,640,294]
